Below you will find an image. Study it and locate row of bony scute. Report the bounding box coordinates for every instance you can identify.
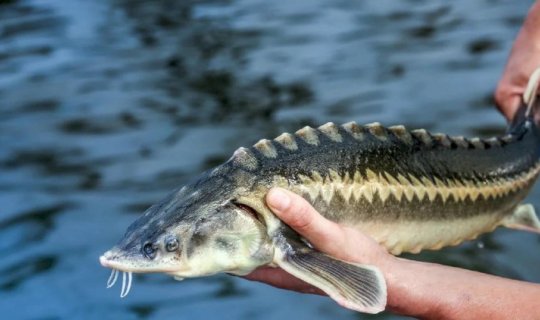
[228,122,514,170]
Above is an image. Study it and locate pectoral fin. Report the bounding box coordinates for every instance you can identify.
[503,204,540,233]
[274,244,387,314]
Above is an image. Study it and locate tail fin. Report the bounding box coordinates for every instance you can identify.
[509,68,540,133]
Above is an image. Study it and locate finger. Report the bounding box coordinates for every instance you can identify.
[265,188,345,253]
[498,95,521,122]
[495,82,523,122]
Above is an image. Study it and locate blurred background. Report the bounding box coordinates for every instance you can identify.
[0,0,539,319]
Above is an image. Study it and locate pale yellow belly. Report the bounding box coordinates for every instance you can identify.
[352,213,507,255]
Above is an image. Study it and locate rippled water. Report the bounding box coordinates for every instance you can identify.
[1,0,538,319]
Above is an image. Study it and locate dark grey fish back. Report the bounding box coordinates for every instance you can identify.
[245,121,540,185]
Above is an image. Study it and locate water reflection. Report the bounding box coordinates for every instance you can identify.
[0,0,538,319]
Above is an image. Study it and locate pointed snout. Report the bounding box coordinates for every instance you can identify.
[99,250,135,271]
[99,247,183,274]
[99,254,112,268]
[99,247,124,269]
[99,255,107,267]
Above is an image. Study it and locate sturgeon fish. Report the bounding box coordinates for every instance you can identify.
[100,70,540,313]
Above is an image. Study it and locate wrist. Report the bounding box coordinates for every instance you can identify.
[381,257,445,318]
[380,257,413,315]
[379,256,411,315]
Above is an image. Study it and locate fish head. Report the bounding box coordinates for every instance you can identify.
[100,168,274,279]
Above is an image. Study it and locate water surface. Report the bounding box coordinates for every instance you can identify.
[0,0,538,319]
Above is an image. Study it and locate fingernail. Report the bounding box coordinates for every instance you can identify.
[267,188,291,213]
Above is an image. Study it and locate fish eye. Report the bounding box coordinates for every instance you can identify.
[165,237,179,252]
[142,242,157,259]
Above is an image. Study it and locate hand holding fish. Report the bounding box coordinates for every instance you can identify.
[244,188,393,295]
[245,188,540,319]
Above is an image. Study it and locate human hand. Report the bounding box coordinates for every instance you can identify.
[243,188,395,295]
[242,191,540,319]
[495,2,540,122]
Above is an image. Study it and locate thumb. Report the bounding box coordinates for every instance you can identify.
[265,188,346,254]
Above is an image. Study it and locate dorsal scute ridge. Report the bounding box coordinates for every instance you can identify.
[365,122,388,140]
[249,122,507,160]
[253,139,278,158]
[230,147,259,170]
[318,122,343,142]
[274,132,298,151]
[411,129,433,146]
[432,133,452,148]
[342,121,365,141]
[295,126,320,146]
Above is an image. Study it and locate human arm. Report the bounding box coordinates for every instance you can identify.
[496,1,540,122]
[244,188,540,319]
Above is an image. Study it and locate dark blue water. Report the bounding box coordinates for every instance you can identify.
[0,0,538,319]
